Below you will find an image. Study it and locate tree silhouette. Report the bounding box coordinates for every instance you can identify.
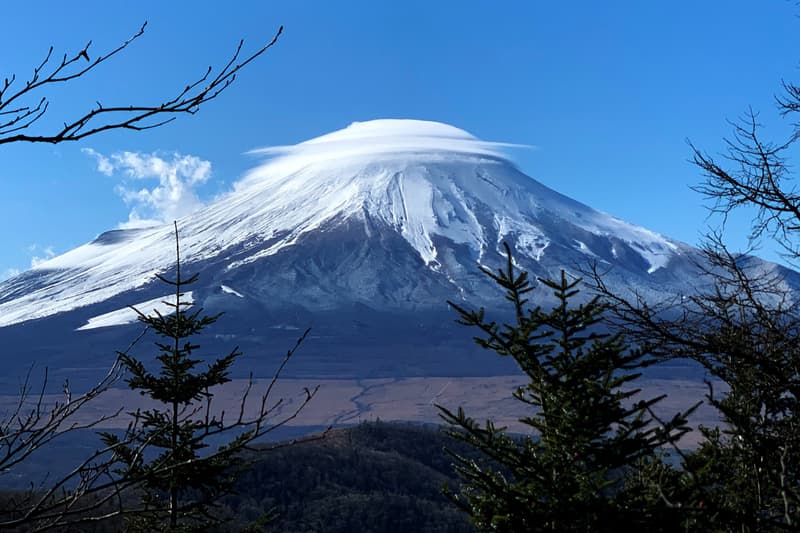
[0,22,282,145]
[101,223,319,531]
[439,244,696,532]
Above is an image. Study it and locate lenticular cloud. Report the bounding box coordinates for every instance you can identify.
[239,119,528,189]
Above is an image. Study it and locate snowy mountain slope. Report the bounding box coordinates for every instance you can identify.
[0,119,706,329]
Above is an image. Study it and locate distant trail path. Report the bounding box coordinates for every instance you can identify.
[429,381,451,405]
[331,377,399,425]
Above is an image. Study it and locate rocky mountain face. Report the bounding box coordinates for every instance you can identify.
[0,119,795,388]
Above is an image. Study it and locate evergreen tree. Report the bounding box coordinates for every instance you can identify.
[438,244,696,532]
[101,223,316,532]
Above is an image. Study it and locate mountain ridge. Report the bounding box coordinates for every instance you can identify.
[0,119,706,329]
[1,119,798,388]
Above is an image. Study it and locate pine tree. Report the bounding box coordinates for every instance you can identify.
[101,223,316,532]
[438,244,696,532]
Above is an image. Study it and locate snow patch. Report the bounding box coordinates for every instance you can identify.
[76,292,193,331]
[221,285,244,298]
[572,240,603,260]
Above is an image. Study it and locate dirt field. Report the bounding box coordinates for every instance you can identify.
[0,375,719,447]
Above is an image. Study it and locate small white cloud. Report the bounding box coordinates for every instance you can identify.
[116,213,164,230]
[84,149,212,228]
[28,244,56,268]
[82,147,114,176]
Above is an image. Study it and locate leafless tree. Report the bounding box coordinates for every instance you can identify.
[0,329,322,532]
[0,22,282,145]
[584,77,800,530]
[691,80,800,261]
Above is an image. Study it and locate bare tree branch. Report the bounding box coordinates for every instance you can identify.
[690,104,800,262]
[0,22,283,145]
[0,329,147,530]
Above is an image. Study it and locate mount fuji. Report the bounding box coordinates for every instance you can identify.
[0,119,796,386]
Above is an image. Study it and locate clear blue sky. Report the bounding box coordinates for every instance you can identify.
[1,1,798,277]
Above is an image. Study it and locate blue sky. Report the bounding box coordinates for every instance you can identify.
[1,1,798,277]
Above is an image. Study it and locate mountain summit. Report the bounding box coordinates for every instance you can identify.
[0,119,705,330]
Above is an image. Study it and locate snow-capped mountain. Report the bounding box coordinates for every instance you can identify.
[2,120,689,324]
[0,119,795,383]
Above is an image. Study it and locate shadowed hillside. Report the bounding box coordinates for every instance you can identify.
[218,421,477,532]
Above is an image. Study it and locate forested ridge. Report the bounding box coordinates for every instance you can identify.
[218,421,476,533]
[0,422,477,532]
